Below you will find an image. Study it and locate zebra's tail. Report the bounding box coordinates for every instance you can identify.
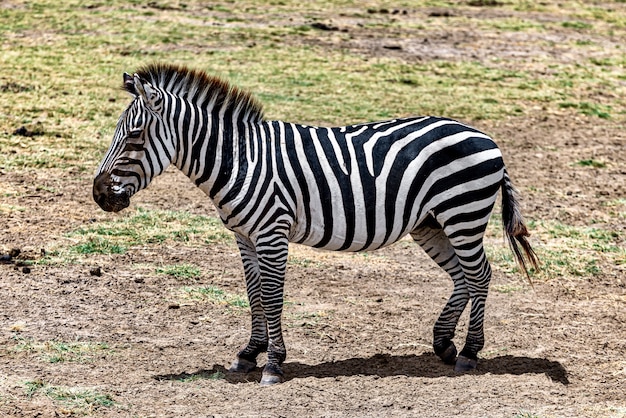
[501,169,539,284]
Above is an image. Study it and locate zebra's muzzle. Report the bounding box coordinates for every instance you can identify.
[93,172,130,212]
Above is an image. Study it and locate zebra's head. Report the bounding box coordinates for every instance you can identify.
[93,72,174,212]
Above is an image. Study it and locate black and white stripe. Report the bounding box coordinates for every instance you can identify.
[94,63,538,384]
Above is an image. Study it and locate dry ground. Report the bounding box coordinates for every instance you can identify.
[1,2,625,418]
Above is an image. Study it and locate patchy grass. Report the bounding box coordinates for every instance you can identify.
[11,338,112,364]
[492,284,527,294]
[23,380,116,414]
[178,285,249,308]
[485,213,626,282]
[174,371,226,383]
[575,159,607,169]
[37,207,233,264]
[0,203,26,213]
[486,214,624,281]
[287,255,324,268]
[561,20,593,30]
[512,411,544,418]
[285,310,332,328]
[70,237,127,255]
[156,264,202,280]
[71,207,232,246]
[0,0,621,303]
[559,102,612,119]
[1,0,625,179]
[531,221,625,279]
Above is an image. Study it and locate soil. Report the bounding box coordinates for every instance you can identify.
[1,4,625,418]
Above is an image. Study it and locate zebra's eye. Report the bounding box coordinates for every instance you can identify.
[123,130,144,152]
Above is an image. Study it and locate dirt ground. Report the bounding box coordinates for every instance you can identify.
[1,4,626,418]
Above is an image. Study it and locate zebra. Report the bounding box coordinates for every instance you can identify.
[93,63,538,385]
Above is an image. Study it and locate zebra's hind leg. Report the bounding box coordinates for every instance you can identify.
[451,241,492,373]
[411,218,469,366]
[229,235,268,374]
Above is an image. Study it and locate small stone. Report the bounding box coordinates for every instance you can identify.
[89,267,102,276]
[134,277,145,284]
[22,266,31,274]
[12,126,28,136]
[168,303,180,310]
[310,22,339,31]
[12,122,44,137]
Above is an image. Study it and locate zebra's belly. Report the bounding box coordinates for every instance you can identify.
[293,227,412,252]
[288,201,423,252]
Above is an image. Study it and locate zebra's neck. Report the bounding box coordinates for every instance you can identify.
[173,99,267,208]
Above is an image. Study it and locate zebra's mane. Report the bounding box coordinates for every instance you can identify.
[126,62,264,122]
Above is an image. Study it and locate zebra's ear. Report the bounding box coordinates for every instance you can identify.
[123,73,136,96]
[133,74,162,110]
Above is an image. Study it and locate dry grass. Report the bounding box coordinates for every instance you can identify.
[1,0,624,293]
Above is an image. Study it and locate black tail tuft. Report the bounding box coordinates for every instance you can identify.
[501,169,539,284]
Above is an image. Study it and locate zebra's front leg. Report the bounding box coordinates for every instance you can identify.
[256,233,289,386]
[229,235,268,374]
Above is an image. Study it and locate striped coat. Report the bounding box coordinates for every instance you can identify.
[94,63,538,385]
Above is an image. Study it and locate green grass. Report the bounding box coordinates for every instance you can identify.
[559,101,612,119]
[1,0,625,283]
[486,215,625,281]
[40,207,233,264]
[0,0,624,173]
[287,255,324,268]
[175,371,226,382]
[12,337,112,364]
[561,20,593,30]
[286,310,331,328]
[156,264,202,280]
[576,159,607,168]
[24,380,116,413]
[70,237,127,255]
[179,285,249,308]
[534,222,625,276]
[71,207,232,246]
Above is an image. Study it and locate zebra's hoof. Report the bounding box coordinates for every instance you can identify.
[260,372,283,386]
[259,363,284,386]
[228,357,257,373]
[436,343,458,365]
[454,355,478,373]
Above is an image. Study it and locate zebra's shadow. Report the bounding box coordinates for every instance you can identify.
[154,353,569,385]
